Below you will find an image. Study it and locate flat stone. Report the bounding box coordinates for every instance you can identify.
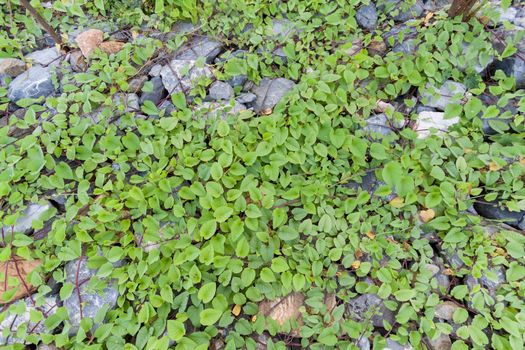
[148,64,162,77]
[420,80,467,111]
[128,75,148,93]
[113,93,139,114]
[228,74,247,87]
[358,336,371,350]
[0,296,58,345]
[63,258,119,334]
[160,59,213,95]
[385,338,413,350]
[0,58,26,77]
[474,201,525,230]
[363,113,403,138]
[491,57,525,89]
[414,111,459,139]
[251,77,295,113]
[480,266,506,291]
[345,294,395,328]
[345,170,396,201]
[208,81,234,100]
[270,19,297,38]
[194,101,246,120]
[173,36,222,64]
[140,76,167,105]
[26,47,60,66]
[1,202,53,240]
[356,4,378,31]
[434,301,460,321]
[38,344,58,350]
[385,0,424,22]
[8,65,56,102]
[428,334,452,350]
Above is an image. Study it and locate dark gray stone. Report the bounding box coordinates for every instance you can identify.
[356,4,378,31]
[208,81,234,100]
[420,81,466,111]
[345,294,395,328]
[139,77,167,105]
[128,75,148,93]
[173,36,222,64]
[491,57,525,89]
[363,113,403,138]
[160,59,213,95]
[383,25,418,48]
[474,201,525,230]
[8,66,56,102]
[228,74,247,87]
[251,77,295,113]
[64,258,119,334]
[385,0,424,22]
[0,296,58,345]
[480,266,506,291]
[345,170,396,201]
[236,92,257,105]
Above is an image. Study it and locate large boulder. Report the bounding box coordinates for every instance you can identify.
[7,66,56,102]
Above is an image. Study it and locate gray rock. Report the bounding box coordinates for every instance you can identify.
[356,4,378,31]
[434,301,460,321]
[345,170,396,201]
[491,57,525,89]
[26,47,61,66]
[383,25,417,48]
[270,19,297,38]
[385,338,413,350]
[358,336,371,350]
[251,77,295,113]
[7,65,56,102]
[194,101,246,120]
[158,100,176,116]
[414,111,459,139]
[345,294,395,328]
[214,49,247,64]
[0,296,58,345]
[173,36,222,64]
[113,93,139,114]
[423,0,452,12]
[428,334,452,350]
[480,266,506,291]
[38,344,59,350]
[0,58,26,77]
[0,73,8,87]
[420,81,467,111]
[148,64,163,77]
[208,81,234,100]
[236,92,257,104]
[1,202,53,241]
[474,201,525,230]
[478,93,517,135]
[392,39,417,54]
[385,0,424,22]
[363,113,403,138]
[139,76,167,105]
[458,42,494,74]
[128,75,148,93]
[64,258,119,334]
[160,59,213,95]
[228,74,247,87]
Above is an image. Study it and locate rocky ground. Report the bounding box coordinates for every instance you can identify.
[1,0,525,349]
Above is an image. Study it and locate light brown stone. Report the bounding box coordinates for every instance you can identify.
[75,29,104,58]
[0,58,26,77]
[100,41,125,54]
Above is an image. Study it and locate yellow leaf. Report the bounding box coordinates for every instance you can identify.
[365,231,375,239]
[351,261,361,270]
[489,162,501,171]
[419,209,436,223]
[389,197,404,208]
[232,304,242,316]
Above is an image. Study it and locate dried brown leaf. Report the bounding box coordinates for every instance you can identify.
[0,257,41,304]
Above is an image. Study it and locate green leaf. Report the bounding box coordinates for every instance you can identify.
[167,320,185,341]
[394,289,417,301]
[214,206,233,222]
[198,282,217,303]
[200,308,223,326]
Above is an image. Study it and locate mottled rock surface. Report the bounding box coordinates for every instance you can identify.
[7,66,56,102]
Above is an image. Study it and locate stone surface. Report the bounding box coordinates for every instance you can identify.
[0,296,58,345]
[128,75,148,93]
[113,93,139,114]
[356,4,378,31]
[0,58,26,77]
[358,336,371,350]
[414,111,459,139]
[363,113,403,138]
[480,266,506,291]
[428,334,452,350]
[160,59,213,94]
[75,29,104,58]
[251,77,295,113]
[100,41,125,54]
[194,101,246,119]
[420,81,466,111]
[345,170,396,201]
[173,36,222,64]
[63,258,119,334]
[474,201,525,230]
[385,0,424,22]
[1,202,53,240]
[7,65,56,102]
[385,338,413,350]
[26,47,60,66]
[208,81,234,100]
[270,19,297,38]
[69,50,86,72]
[228,74,247,87]
[148,64,162,77]
[236,92,257,104]
[491,57,525,89]
[345,294,395,328]
[37,344,59,350]
[434,301,460,321]
[140,76,167,105]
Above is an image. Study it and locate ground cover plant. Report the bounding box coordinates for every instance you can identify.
[0,0,525,349]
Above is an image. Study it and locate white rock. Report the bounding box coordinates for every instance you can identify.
[414,111,459,138]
